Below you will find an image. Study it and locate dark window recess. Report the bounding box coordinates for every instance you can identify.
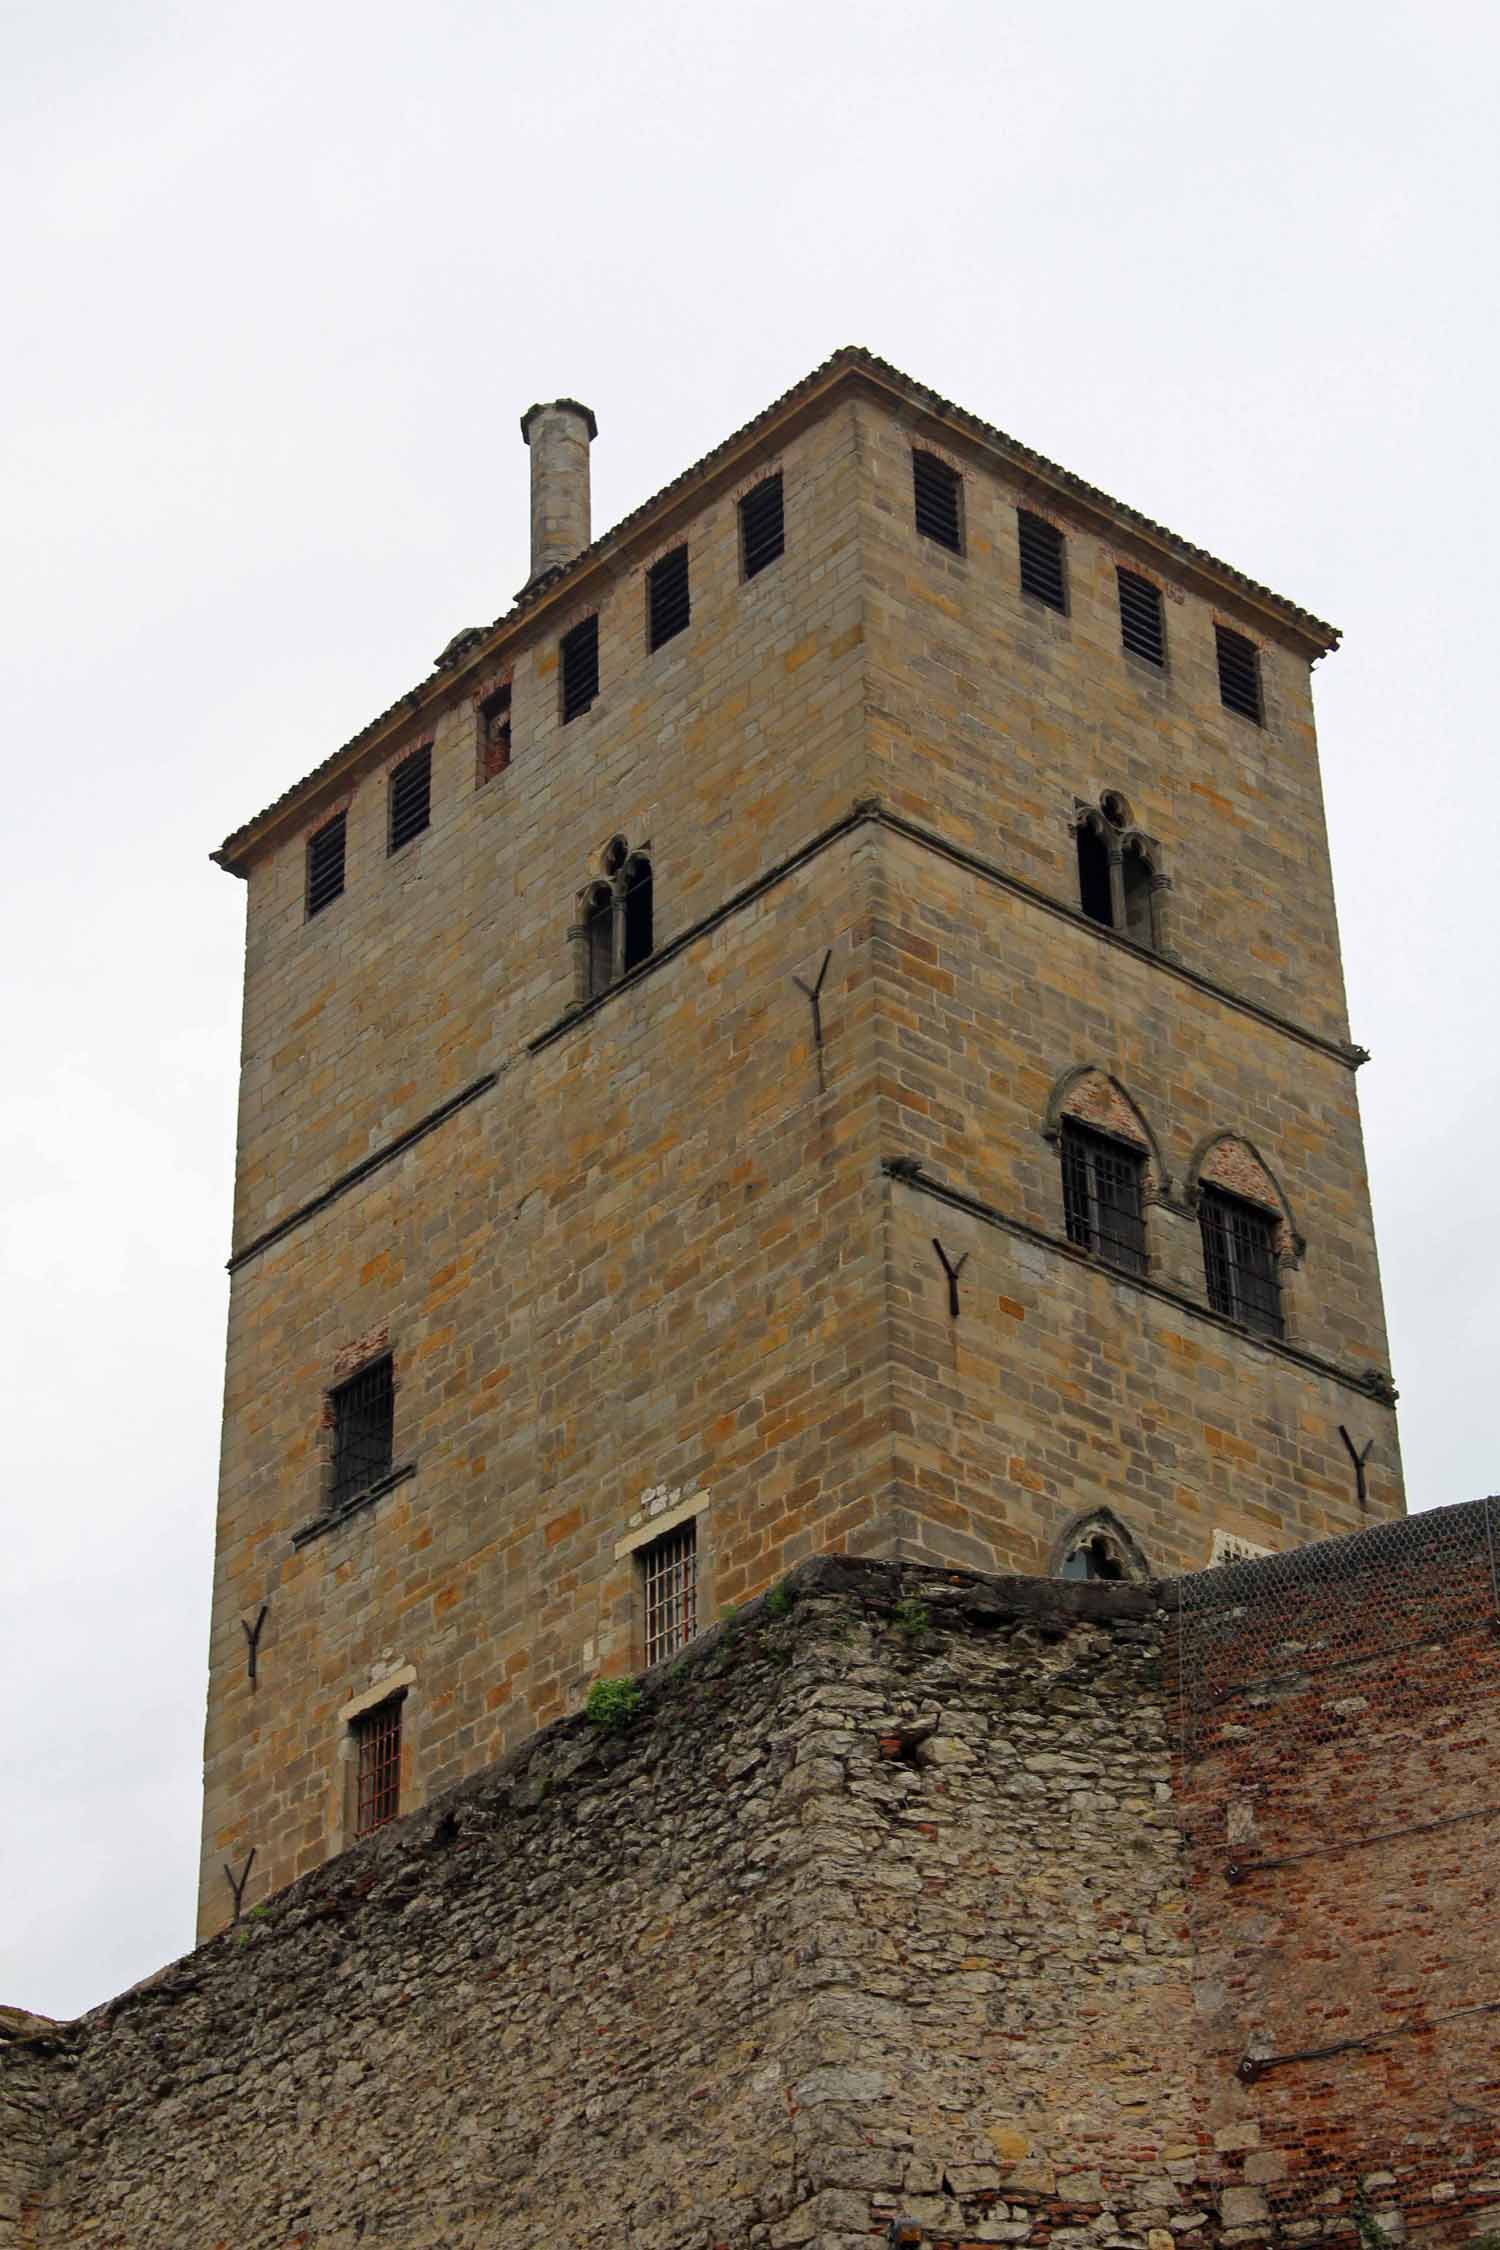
[642,1518,698,1667]
[647,547,691,651]
[478,684,511,782]
[622,855,653,972]
[1121,842,1155,945]
[584,883,614,999]
[560,615,600,723]
[329,1355,394,1509]
[912,451,962,553]
[387,745,431,854]
[353,1698,402,1837]
[305,813,347,917]
[1061,1534,1126,1582]
[1200,1187,1282,1335]
[1017,510,1067,612]
[1060,1122,1147,1274]
[1216,625,1263,723]
[739,474,784,579]
[1118,569,1165,666]
[1076,820,1113,926]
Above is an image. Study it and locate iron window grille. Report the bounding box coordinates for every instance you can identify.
[478,683,511,782]
[1215,624,1262,723]
[388,744,431,854]
[642,1519,698,1668]
[353,1697,402,1837]
[306,812,347,918]
[1199,1187,1283,1336]
[912,451,962,553]
[1017,509,1067,612]
[1117,568,1165,666]
[560,615,599,723]
[1060,1121,1147,1274]
[329,1355,395,1510]
[647,546,691,651]
[739,474,784,580]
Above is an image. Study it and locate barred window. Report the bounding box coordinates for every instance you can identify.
[329,1355,394,1509]
[306,812,346,918]
[912,451,962,553]
[478,683,511,782]
[387,744,431,854]
[1200,1187,1282,1336]
[353,1697,402,1837]
[560,615,599,723]
[641,1519,698,1668]
[1215,624,1262,723]
[1017,509,1067,612]
[1060,1122,1147,1274]
[739,474,784,580]
[647,546,691,650]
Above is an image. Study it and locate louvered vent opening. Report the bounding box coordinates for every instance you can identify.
[305,812,346,917]
[647,546,691,650]
[478,683,511,783]
[1216,625,1262,723]
[560,615,600,724]
[1117,569,1165,666]
[388,744,431,854]
[739,474,784,579]
[1017,510,1067,612]
[912,451,962,552]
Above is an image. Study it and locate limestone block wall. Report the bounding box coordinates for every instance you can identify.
[14,1529,1499,2249]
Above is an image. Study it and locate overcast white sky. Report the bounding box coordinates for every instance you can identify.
[2,0,1496,2021]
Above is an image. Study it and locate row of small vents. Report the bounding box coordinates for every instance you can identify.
[911,449,1266,722]
[305,452,1265,917]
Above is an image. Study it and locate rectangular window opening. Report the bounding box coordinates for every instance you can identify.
[387,744,432,854]
[642,1518,698,1668]
[912,451,963,553]
[647,546,691,651]
[305,812,347,918]
[1117,568,1166,667]
[1200,1188,1282,1336]
[1017,509,1067,613]
[478,683,512,783]
[353,1697,402,1837]
[1215,624,1263,723]
[329,1354,395,1510]
[560,615,600,724]
[1060,1122,1147,1275]
[739,474,784,580]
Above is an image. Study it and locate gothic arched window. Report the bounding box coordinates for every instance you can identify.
[622,855,653,974]
[1072,796,1163,950]
[578,840,655,1002]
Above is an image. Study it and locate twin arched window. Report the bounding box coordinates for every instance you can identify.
[1074,793,1161,949]
[581,839,653,1000]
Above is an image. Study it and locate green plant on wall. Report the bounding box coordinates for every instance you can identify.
[584,1677,641,1732]
[892,1597,930,1642]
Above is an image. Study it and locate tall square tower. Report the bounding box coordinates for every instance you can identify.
[201,350,1400,1934]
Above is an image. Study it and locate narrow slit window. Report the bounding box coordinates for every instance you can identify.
[1060,1122,1147,1275]
[642,1518,698,1667]
[1076,819,1113,926]
[478,683,511,783]
[1017,510,1067,612]
[353,1698,402,1837]
[1121,841,1156,947]
[647,547,691,651]
[387,744,431,854]
[622,855,653,973]
[560,615,599,724]
[1216,624,1263,723]
[912,451,962,553]
[1200,1187,1282,1336]
[306,812,347,918]
[739,474,784,580]
[1118,569,1165,666]
[329,1355,394,1510]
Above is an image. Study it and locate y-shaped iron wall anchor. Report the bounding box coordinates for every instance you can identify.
[1337,1424,1374,1506]
[223,1848,256,1923]
[931,1237,970,1319]
[241,1602,269,1689]
[792,950,833,1092]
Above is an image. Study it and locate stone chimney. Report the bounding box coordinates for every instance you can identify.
[520,398,597,588]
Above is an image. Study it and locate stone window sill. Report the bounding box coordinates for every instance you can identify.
[292,1462,417,1549]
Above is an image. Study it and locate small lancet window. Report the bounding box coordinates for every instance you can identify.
[1121,840,1155,945]
[1060,1533,1127,1582]
[580,839,654,1001]
[584,884,614,1000]
[622,855,653,973]
[1076,818,1113,926]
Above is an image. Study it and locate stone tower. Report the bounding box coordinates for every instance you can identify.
[200,348,1400,1935]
